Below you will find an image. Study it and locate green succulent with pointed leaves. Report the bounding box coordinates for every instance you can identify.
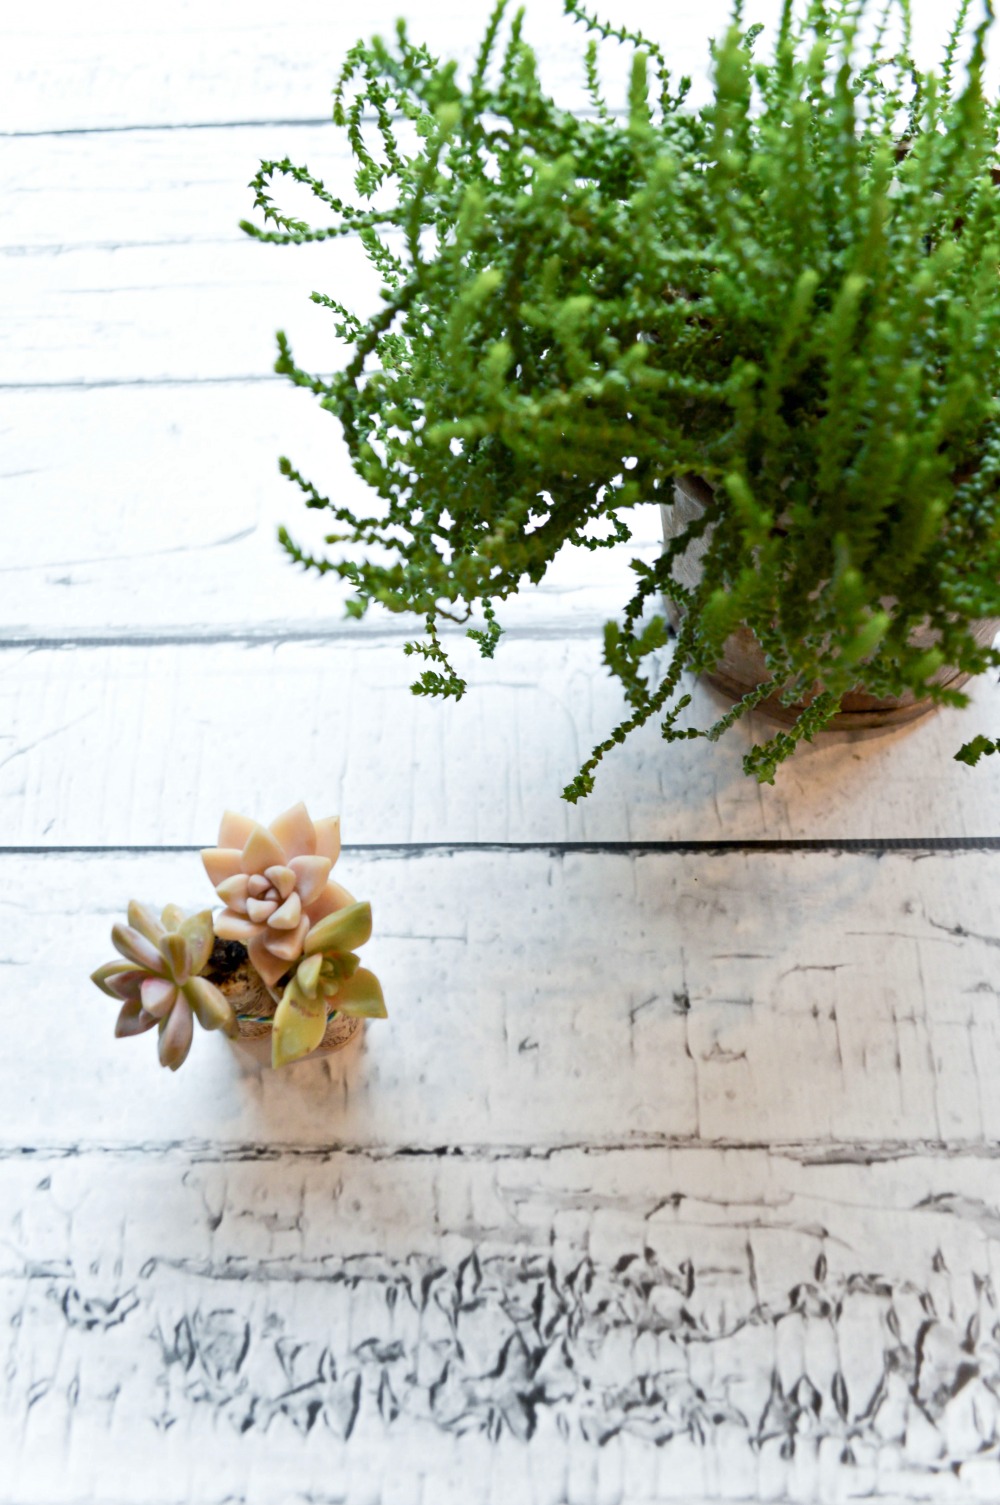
[271,900,386,1068]
[91,902,237,1071]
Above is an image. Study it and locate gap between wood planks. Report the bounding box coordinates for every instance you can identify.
[3,1133,1000,1164]
[3,838,1000,853]
[1,107,632,140]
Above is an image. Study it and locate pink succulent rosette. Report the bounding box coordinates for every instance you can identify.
[202,803,354,988]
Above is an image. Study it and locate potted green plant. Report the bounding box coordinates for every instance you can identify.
[242,0,1000,794]
[90,805,386,1070]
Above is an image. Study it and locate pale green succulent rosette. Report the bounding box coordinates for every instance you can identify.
[91,901,237,1071]
[270,900,386,1069]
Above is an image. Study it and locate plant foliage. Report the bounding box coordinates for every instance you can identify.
[243,0,1000,794]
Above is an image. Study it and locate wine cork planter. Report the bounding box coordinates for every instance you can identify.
[205,939,363,1067]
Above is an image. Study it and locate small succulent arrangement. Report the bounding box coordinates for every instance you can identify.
[243,0,1000,793]
[91,804,386,1070]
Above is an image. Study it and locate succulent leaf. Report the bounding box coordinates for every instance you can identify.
[287,854,332,903]
[295,952,324,1000]
[332,966,387,1019]
[246,932,293,988]
[91,960,141,997]
[269,891,302,930]
[140,976,179,1019]
[96,900,231,1071]
[214,910,258,942]
[271,976,328,1067]
[158,996,194,1071]
[159,930,190,983]
[102,967,146,1002]
[202,847,244,887]
[215,873,251,911]
[241,824,286,875]
[325,952,360,982]
[303,901,372,957]
[261,916,310,962]
[183,976,237,1036]
[269,802,317,859]
[111,923,165,973]
[313,817,341,863]
[264,865,297,900]
[115,1000,158,1038]
[205,806,350,983]
[127,901,166,945]
[180,910,215,975]
[218,809,256,849]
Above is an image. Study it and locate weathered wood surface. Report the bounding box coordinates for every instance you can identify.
[2,0,739,135]
[2,238,375,386]
[2,640,999,844]
[6,1,1000,1500]
[0,384,664,638]
[8,846,1000,1151]
[4,1147,1000,1504]
[6,846,1000,1500]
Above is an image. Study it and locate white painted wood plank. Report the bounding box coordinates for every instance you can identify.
[0,384,664,638]
[3,124,346,252]
[4,847,1000,1151]
[4,1144,1000,1502]
[2,639,1000,843]
[2,238,375,385]
[4,0,976,136]
[2,0,775,134]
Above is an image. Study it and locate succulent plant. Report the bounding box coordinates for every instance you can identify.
[91,902,237,1071]
[271,899,386,1068]
[202,803,355,988]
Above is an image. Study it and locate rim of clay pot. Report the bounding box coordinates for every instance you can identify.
[663,475,1000,731]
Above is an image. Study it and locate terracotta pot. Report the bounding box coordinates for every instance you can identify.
[661,474,1000,729]
[205,941,362,1067]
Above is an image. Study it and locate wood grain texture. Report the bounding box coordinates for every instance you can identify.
[6,846,1000,1153]
[6,2,1000,1498]
[6,844,1000,1501]
[0,384,663,639]
[2,0,747,134]
[3,124,357,252]
[5,1145,1000,1503]
[2,237,377,386]
[2,639,1000,844]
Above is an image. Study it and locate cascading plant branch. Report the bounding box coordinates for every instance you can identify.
[242,0,1000,793]
[91,804,386,1071]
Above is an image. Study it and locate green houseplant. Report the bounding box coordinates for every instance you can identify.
[243,0,1000,794]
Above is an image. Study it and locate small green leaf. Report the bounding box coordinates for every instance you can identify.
[304,901,373,957]
[159,931,189,983]
[332,967,387,1019]
[324,952,360,983]
[296,952,324,999]
[91,961,140,997]
[111,923,163,973]
[180,910,215,976]
[127,902,166,945]
[115,1000,157,1038]
[955,734,1000,767]
[271,978,328,1068]
[183,976,237,1035]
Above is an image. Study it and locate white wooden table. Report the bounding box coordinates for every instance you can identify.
[5,3,1000,1501]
